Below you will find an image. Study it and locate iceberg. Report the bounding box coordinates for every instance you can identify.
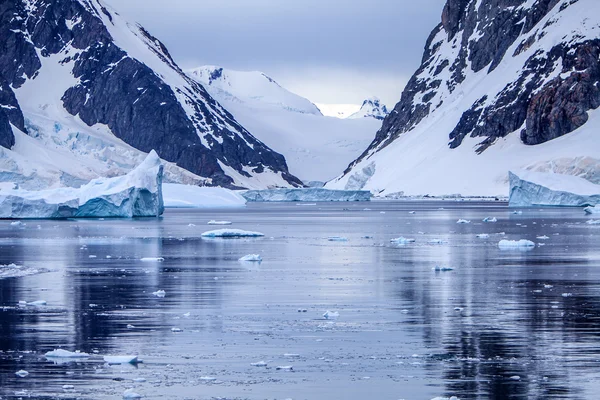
[323,310,340,320]
[508,171,600,207]
[0,151,164,219]
[242,188,371,202]
[498,239,535,249]
[162,184,246,208]
[104,355,138,364]
[201,229,265,238]
[585,205,600,214]
[45,349,90,358]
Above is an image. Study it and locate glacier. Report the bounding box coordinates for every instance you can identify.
[509,171,600,207]
[242,188,371,202]
[162,184,246,208]
[0,151,164,219]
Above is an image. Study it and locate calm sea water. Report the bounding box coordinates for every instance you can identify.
[0,201,599,399]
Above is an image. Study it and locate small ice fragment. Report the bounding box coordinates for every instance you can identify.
[536,235,550,240]
[533,290,542,293]
[380,211,386,214]
[239,254,262,262]
[483,217,497,222]
[10,221,23,226]
[45,349,90,358]
[133,378,146,382]
[362,235,373,239]
[454,307,463,312]
[408,211,416,214]
[562,293,573,297]
[171,327,183,332]
[106,255,112,259]
[323,310,339,320]
[62,385,74,389]
[183,312,191,317]
[327,236,348,242]
[586,220,600,225]
[27,300,47,306]
[498,239,535,249]
[187,223,196,227]
[201,229,264,238]
[284,353,300,358]
[513,211,523,215]
[456,219,470,224]
[207,220,233,225]
[15,370,29,377]
[127,324,135,329]
[544,284,553,289]
[140,257,164,262]
[276,365,293,371]
[88,255,97,259]
[251,361,267,367]
[428,239,446,245]
[509,375,521,380]
[152,290,166,297]
[433,266,454,272]
[390,237,415,244]
[200,376,216,381]
[476,234,490,239]
[123,389,143,399]
[104,355,138,364]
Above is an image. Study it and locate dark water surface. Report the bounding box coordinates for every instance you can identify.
[0,201,599,399]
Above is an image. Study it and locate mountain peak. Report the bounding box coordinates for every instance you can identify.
[348,97,389,120]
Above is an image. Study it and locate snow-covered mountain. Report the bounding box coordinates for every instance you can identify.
[188,66,382,182]
[0,0,302,190]
[328,0,600,196]
[348,97,389,120]
[188,66,322,115]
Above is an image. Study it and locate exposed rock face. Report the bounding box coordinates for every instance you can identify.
[0,0,301,189]
[348,98,389,121]
[346,0,599,174]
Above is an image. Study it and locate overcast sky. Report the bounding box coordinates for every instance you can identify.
[104,0,446,106]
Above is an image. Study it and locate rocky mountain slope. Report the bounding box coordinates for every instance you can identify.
[0,0,301,189]
[348,97,389,120]
[328,0,600,196]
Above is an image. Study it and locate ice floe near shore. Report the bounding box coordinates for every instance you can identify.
[509,171,600,207]
[0,151,164,218]
[201,229,264,238]
[242,188,371,202]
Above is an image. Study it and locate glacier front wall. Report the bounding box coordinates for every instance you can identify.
[508,171,600,207]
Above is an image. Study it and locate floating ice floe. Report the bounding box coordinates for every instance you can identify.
[409,211,416,214]
[275,365,293,371]
[62,385,74,389]
[10,221,24,226]
[585,205,600,214]
[498,239,535,249]
[27,300,47,306]
[207,220,233,225]
[509,375,521,381]
[242,188,371,202]
[0,263,46,280]
[123,389,143,399]
[390,237,415,244]
[536,235,550,240]
[327,236,348,242]
[0,151,164,219]
[104,355,138,364]
[15,370,29,377]
[140,257,164,262]
[476,234,490,239]
[513,211,523,215]
[171,327,183,332]
[45,349,90,358]
[509,171,600,207]
[433,266,454,272]
[284,353,301,358]
[456,219,471,224]
[483,217,497,222]
[239,254,262,262]
[152,290,166,297]
[323,310,340,320]
[251,361,267,367]
[586,220,600,225]
[201,229,264,238]
[428,239,446,245]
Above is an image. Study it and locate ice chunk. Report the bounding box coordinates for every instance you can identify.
[0,151,164,219]
[104,355,138,364]
[239,254,262,262]
[199,376,217,381]
[509,171,600,207]
[162,184,246,208]
[433,266,454,271]
[10,221,24,226]
[483,217,497,222]
[208,220,233,225]
[27,300,47,306]
[323,310,339,320]
[201,229,264,238]
[152,290,166,297]
[476,234,490,239]
[171,327,183,332]
[0,263,46,280]
[242,188,371,202]
[585,205,600,214]
[428,239,446,244]
[390,237,415,244]
[586,220,600,225]
[275,365,293,371]
[141,257,164,262]
[498,239,535,249]
[45,349,90,358]
[62,385,74,389]
[15,370,29,377]
[123,389,143,399]
[536,235,550,240]
[251,361,267,367]
[327,236,348,242]
[456,219,471,224]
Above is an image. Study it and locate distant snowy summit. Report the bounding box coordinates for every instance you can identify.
[316,98,389,120]
[187,66,322,115]
[348,97,389,121]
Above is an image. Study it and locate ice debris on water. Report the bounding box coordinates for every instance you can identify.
[201,229,264,238]
[104,355,138,364]
[123,389,143,399]
[276,365,293,371]
[140,257,164,262]
[586,220,600,225]
[152,290,166,297]
[45,349,90,358]
[433,266,454,272]
[390,237,415,244]
[239,254,262,262]
[428,239,446,245]
[26,300,47,306]
[509,375,521,380]
[10,221,24,226]
[207,220,232,225]
[171,327,183,332]
[62,385,74,389]
[498,239,535,248]
[536,235,550,240]
[327,236,348,242]
[483,217,497,222]
[456,219,470,224]
[476,234,490,239]
[15,370,29,377]
[323,310,339,320]
[251,361,267,367]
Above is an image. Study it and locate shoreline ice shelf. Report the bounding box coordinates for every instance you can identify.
[241,188,372,202]
[0,151,164,219]
[509,171,600,207]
